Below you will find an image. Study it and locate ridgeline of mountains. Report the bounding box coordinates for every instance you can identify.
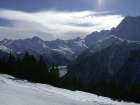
[0,35,88,65]
[64,16,140,102]
[1,16,140,102]
[0,16,140,65]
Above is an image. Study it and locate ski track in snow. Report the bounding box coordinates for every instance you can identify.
[0,74,139,105]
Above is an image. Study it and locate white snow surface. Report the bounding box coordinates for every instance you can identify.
[74,39,88,48]
[0,74,139,105]
[0,45,11,53]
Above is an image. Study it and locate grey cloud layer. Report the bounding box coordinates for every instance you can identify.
[0,9,123,40]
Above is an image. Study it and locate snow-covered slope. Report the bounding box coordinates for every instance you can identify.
[0,74,138,105]
[0,45,11,53]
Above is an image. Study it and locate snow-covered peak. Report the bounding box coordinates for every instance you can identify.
[31,36,43,42]
[97,35,124,43]
[1,38,9,43]
[98,35,140,45]
[117,16,140,30]
[73,39,88,48]
[88,35,131,54]
[122,16,140,23]
[0,45,11,53]
[115,16,140,41]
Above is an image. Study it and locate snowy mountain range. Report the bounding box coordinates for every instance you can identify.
[0,16,140,66]
[0,36,88,65]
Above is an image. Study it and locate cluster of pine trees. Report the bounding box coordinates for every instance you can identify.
[0,52,60,86]
[61,50,140,103]
[0,51,140,103]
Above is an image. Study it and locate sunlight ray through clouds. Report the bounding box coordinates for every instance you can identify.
[97,0,104,8]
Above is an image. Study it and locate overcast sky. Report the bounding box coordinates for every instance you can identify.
[0,0,139,40]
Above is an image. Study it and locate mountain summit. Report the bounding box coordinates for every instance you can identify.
[114,16,140,41]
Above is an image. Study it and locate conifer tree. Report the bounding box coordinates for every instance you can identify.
[49,64,60,85]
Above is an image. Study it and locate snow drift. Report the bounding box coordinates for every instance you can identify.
[0,74,138,105]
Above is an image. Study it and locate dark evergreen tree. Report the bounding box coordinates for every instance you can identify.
[19,52,38,80]
[6,53,17,75]
[49,64,59,86]
[37,55,49,83]
[0,52,61,95]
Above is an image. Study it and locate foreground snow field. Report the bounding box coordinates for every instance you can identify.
[0,74,139,105]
